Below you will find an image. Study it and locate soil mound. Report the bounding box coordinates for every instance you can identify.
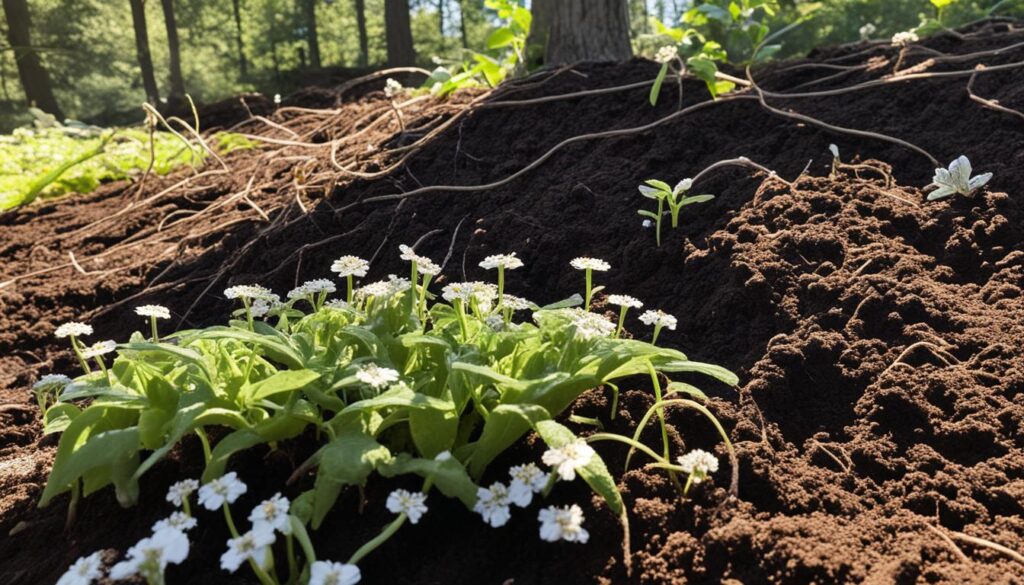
[1,18,1023,585]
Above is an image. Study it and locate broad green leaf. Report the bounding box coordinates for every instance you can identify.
[312,431,391,528]
[660,360,739,386]
[42,427,140,507]
[487,27,515,49]
[534,420,623,515]
[43,403,80,435]
[379,454,477,508]
[242,369,321,403]
[468,404,550,478]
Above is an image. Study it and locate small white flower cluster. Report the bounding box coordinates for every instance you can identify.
[33,373,72,391]
[56,551,104,585]
[81,340,117,359]
[356,363,401,388]
[109,527,190,581]
[442,281,498,309]
[198,472,248,510]
[677,449,719,484]
[538,504,589,543]
[356,274,411,299]
[221,491,293,573]
[135,304,171,319]
[399,244,442,275]
[55,321,93,338]
[859,22,876,40]
[570,257,611,272]
[654,44,678,64]
[542,439,595,482]
[479,252,524,271]
[639,309,678,331]
[331,255,370,278]
[287,278,337,300]
[607,294,643,309]
[472,462,548,528]
[224,284,275,301]
[166,478,199,507]
[499,294,532,312]
[386,489,429,523]
[384,78,403,99]
[565,308,616,340]
[891,30,919,47]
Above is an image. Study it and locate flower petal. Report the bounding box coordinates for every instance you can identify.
[968,172,992,192]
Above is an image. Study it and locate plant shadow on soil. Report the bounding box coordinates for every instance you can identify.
[2,18,1024,585]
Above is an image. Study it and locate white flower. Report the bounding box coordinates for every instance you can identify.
[55,322,93,338]
[677,448,719,484]
[538,504,589,543]
[330,255,370,278]
[220,528,275,573]
[638,309,677,330]
[289,279,337,299]
[249,298,275,318]
[386,489,428,524]
[197,472,248,511]
[273,93,282,105]
[541,439,595,482]
[859,23,876,39]
[607,294,643,309]
[249,493,292,535]
[56,551,103,585]
[474,482,512,528]
[654,44,678,64]
[384,78,403,99]
[441,281,498,310]
[564,308,615,340]
[153,511,197,533]
[166,479,199,507]
[309,560,362,585]
[479,253,524,271]
[34,374,72,391]
[324,299,351,310]
[356,364,400,388]
[891,31,918,47]
[109,528,190,580]
[81,340,116,359]
[927,155,993,201]
[135,305,171,319]
[355,280,390,298]
[508,463,547,508]
[418,258,442,276]
[828,144,840,159]
[224,284,274,301]
[500,294,532,312]
[399,244,427,263]
[570,257,610,272]
[386,274,412,295]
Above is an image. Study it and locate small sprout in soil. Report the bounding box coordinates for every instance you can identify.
[538,504,589,544]
[56,551,103,585]
[926,155,992,201]
[386,489,429,524]
[639,309,678,345]
[570,257,610,310]
[638,179,715,246]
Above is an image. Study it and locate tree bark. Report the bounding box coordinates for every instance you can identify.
[232,0,247,77]
[458,0,468,48]
[128,0,160,105]
[160,0,186,106]
[3,0,63,118]
[300,0,321,68]
[384,0,415,66]
[526,0,555,63]
[542,0,632,64]
[354,0,368,67]
[437,0,444,41]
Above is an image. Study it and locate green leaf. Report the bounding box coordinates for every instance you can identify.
[42,403,80,435]
[534,420,623,515]
[42,427,140,507]
[649,62,669,106]
[379,454,477,509]
[312,431,391,528]
[638,210,660,220]
[468,404,550,478]
[487,27,515,49]
[660,360,739,386]
[242,369,321,404]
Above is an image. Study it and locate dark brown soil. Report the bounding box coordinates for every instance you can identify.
[2,19,1024,585]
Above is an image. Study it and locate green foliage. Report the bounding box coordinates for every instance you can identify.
[683,0,783,64]
[39,254,735,538]
[637,178,715,246]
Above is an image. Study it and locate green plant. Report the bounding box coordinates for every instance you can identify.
[40,247,737,581]
[642,20,735,105]
[926,155,992,200]
[637,178,716,246]
[682,0,782,65]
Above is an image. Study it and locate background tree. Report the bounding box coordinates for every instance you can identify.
[2,0,62,118]
[384,0,415,65]
[300,0,321,68]
[129,0,161,105]
[535,0,633,64]
[160,0,186,106]
[354,0,369,67]
[233,0,248,77]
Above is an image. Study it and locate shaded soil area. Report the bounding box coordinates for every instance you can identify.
[2,18,1024,585]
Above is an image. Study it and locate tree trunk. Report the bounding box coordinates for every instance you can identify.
[354,0,368,67]
[160,0,186,106]
[384,0,415,66]
[301,0,321,68]
[2,0,63,118]
[542,0,632,64]
[526,0,554,62]
[129,0,160,105]
[458,0,468,48]
[437,0,444,41]
[232,0,247,77]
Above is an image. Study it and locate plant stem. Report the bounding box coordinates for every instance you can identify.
[242,298,254,331]
[496,266,505,310]
[646,362,670,461]
[652,323,663,346]
[454,299,469,342]
[348,478,435,565]
[70,337,91,374]
[418,275,432,324]
[615,307,628,338]
[346,275,354,304]
[584,269,593,310]
[150,316,160,343]
[656,198,664,246]
[195,428,213,464]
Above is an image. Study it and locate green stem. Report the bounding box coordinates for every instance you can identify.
[348,478,434,565]
[670,203,680,228]
[496,266,505,311]
[242,298,254,331]
[347,275,354,304]
[615,307,628,338]
[656,198,664,247]
[223,503,240,537]
[70,337,91,375]
[150,316,160,343]
[454,299,469,342]
[418,274,432,324]
[646,361,670,461]
[286,534,298,585]
[195,428,213,464]
[584,269,593,311]
[652,323,663,346]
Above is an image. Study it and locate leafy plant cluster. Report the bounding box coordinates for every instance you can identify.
[39,247,737,583]
[421,0,531,97]
[0,109,253,212]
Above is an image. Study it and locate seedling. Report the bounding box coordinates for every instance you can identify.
[637,179,715,246]
[926,155,992,200]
